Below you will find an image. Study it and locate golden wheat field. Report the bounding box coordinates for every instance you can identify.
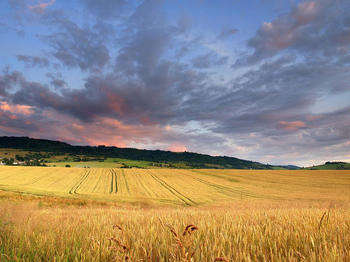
[0,166,350,261]
[0,166,349,205]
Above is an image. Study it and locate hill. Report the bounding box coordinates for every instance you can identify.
[305,161,350,170]
[0,136,274,169]
[273,165,301,170]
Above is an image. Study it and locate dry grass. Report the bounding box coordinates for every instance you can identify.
[0,167,349,261]
[0,194,349,261]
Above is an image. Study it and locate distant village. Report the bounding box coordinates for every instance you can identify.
[0,153,47,166]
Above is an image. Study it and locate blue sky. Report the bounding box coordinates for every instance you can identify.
[0,0,349,166]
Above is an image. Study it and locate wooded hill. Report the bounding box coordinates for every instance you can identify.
[0,136,274,169]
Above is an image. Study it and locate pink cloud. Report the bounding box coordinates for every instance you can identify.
[71,123,84,131]
[83,136,127,148]
[0,105,190,153]
[259,1,322,52]
[29,113,164,148]
[106,92,125,115]
[167,144,187,152]
[306,114,323,121]
[0,101,34,116]
[293,1,319,26]
[28,0,55,13]
[278,121,307,131]
[0,124,26,135]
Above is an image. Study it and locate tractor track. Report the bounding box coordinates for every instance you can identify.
[68,170,91,194]
[109,169,118,193]
[48,173,70,188]
[192,176,251,198]
[148,171,196,206]
[92,170,104,193]
[136,172,155,197]
[189,171,280,200]
[121,170,130,194]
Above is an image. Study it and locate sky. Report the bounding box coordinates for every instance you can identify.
[0,0,350,166]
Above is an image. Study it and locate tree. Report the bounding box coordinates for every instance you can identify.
[15,155,25,161]
[3,158,14,165]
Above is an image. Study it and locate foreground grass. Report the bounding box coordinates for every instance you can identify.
[0,168,349,261]
[0,192,349,261]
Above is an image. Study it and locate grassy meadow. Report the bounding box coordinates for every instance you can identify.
[0,167,349,261]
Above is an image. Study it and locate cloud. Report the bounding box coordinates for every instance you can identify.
[81,0,126,19]
[16,55,50,68]
[46,73,66,89]
[41,14,111,72]
[28,0,55,13]
[218,28,238,39]
[167,143,187,152]
[1,0,350,166]
[278,121,307,131]
[0,69,24,97]
[191,52,228,69]
[236,0,350,66]
[0,101,34,115]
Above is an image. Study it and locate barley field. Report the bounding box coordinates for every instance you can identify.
[0,167,349,205]
[0,166,349,261]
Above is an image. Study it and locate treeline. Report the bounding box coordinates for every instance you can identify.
[0,136,273,169]
[307,161,350,170]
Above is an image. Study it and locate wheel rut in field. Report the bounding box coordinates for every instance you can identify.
[92,171,104,193]
[148,171,196,206]
[48,173,72,188]
[121,170,130,195]
[189,171,280,200]
[136,173,154,198]
[192,176,255,199]
[68,170,91,194]
[191,170,240,183]
[109,169,118,193]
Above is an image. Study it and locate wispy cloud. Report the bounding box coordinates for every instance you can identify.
[28,0,55,13]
